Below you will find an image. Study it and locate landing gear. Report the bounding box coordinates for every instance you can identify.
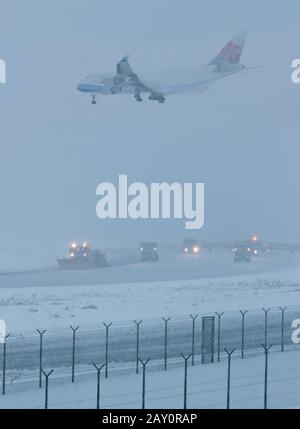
[134,92,143,102]
[111,86,120,94]
[91,95,97,105]
[149,93,165,104]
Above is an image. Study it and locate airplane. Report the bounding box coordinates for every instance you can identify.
[77,31,248,105]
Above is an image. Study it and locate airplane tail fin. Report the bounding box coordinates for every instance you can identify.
[209,31,247,72]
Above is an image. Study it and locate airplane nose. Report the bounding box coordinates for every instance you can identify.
[76,83,87,92]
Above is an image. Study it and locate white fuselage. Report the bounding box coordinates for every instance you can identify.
[77,64,244,97]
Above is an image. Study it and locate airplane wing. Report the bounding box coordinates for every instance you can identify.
[116,56,136,78]
[116,56,166,101]
[116,56,148,91]
[116,56,211,101]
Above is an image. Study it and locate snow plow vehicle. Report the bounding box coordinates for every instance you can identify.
[233,244,251,263]
[139,241,159,262]
[182,238,200,255]
[239,237,270,257]
[241,240,261,256]
[58,242,108,269]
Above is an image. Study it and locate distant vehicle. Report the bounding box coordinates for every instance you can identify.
[182,238,200,255]
[77,32,249,105]
[243,240,264,256]
[233,244,251,263]
[58,242,108,269]
[139,242,159,262]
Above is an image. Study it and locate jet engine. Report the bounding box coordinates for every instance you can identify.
[110,85,122,94]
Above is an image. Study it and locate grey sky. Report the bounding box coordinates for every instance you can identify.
[0,0,299,256]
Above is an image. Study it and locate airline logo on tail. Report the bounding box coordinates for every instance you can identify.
[209,31,247,71]
[220,41,243,64]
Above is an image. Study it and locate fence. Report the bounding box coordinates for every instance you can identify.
[0,305,299,409]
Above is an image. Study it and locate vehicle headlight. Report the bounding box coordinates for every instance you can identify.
[193,246,199,253]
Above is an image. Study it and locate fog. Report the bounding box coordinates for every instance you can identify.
[0,0,299,263]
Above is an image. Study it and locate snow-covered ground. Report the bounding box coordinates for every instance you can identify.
[0,248,299,334]
[1,262,299,334]
[1,349,299,409]
[0,247,299,409]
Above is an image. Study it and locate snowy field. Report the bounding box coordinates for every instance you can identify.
[1,266,299,334]
[1,349,299,409]
[0,247,299,409]
[0,248,299,334]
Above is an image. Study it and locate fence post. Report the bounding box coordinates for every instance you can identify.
[279,307,287,352]
[139,357,150,409]
[239,310,248,359]
[215,312,224,362]
[261,344,272,409]
[103,322,112,378]
[70,326,79,383]
[162,317,171,371]
[37,329,46,388]
[224,348,235,409]
[41,369,54,409]
[92,362,106,409]
[133,320,142,374]
[2,334,10,395]
[181,353,192,409]
[262,308,271,346]
[189,314,198,366]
